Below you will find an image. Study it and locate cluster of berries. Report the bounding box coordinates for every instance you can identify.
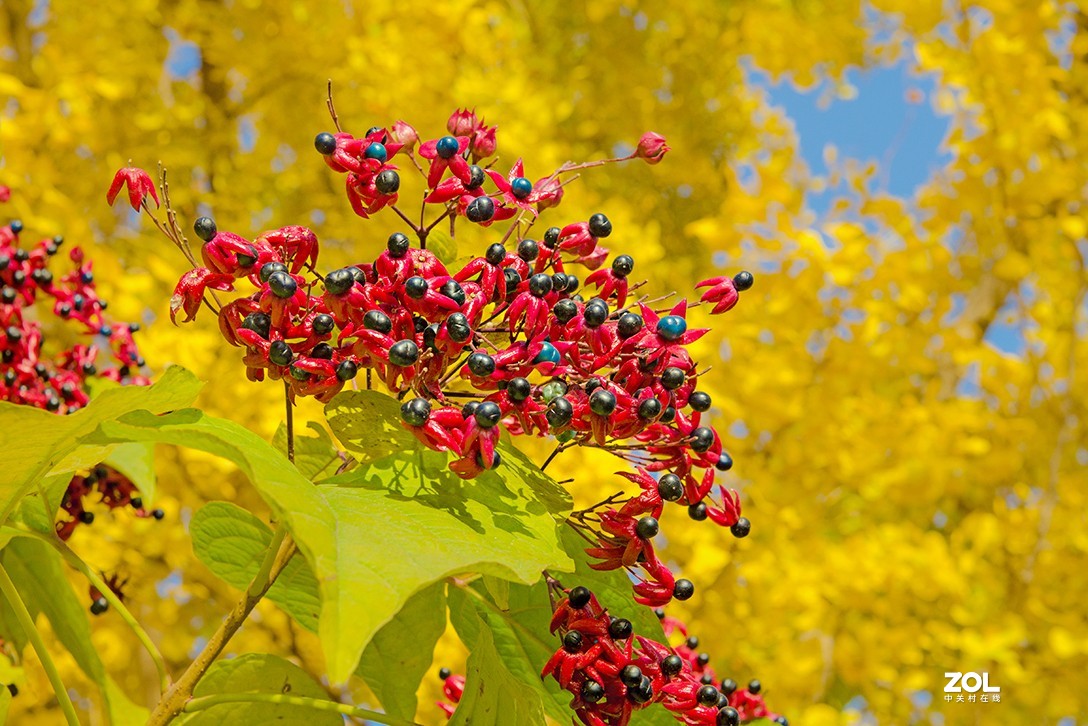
[435,667,465,719]
[539,587,785,726]
[58,465,164,541]
[0,187,159,540]
[1,194,147,410]
[88,572,129,616]
[146,108,752,608]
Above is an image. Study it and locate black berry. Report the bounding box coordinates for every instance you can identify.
[662,654,683,677]
[588,213,612,237]
[387,232,411,258]
[314,132,337,155]
[568,586,591,608]
[388,340,419,367]
[193,216,217,241]
[474,401,502,428]
[635,516,659,539]
[400,398,431,426]
[673,579,695,601]
[731,517,751,538]
[609,618,633,640]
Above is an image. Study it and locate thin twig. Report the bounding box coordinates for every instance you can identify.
[541,443,567,471]
[326,80,342,132]
[147,527,296,725]
[0,563,81,725]
[390,204,421,234]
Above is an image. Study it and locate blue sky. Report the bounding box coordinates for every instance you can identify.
[744,57,952,208]
[746,56,1030,359]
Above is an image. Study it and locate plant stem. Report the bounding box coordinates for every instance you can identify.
[284,381,295,463]
[0,563,81,726]
[390,204,421,235]
[181,692,421,725]
[2,526,170,693]
[541,443,566,471]
[147,524,296,725]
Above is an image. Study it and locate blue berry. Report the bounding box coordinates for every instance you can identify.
[435,136,459,159]
[656,315,687,341]
[533,341,561,365]
[510,176,533,198]
[364,142,388,162]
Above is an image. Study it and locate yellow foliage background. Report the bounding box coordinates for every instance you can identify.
[2,1,1086,724]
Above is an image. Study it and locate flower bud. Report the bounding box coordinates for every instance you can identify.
[470,124,498,158]
[635,131,670,165]
[534,176,565,211]
[447,108,479,136]
[390,120,419,148]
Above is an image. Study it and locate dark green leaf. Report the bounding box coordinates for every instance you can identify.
[355,581,446,721]
[449,624,547,726]
[190,502,321,632]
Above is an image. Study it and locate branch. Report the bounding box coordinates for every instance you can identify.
[0,563,81,726]
[147,525,296,725]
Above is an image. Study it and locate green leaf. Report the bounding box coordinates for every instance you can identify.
[190,502,321,632]
[355,581,446,721]
[448,582,569,723]
[427,227,458,265]
[323,390,418,464]
[0,538,147,725]
[449,624,547,726]
[9,472,70,536]
[271,421,343,481]
[104,442,157,503]
[176,653,341,726]
[0,685,10,724]
[0,365,202,524]
[483,575,511,610]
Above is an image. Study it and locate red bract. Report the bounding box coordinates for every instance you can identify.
[418,135,473,188]
[486,158,540,215]
[106,167,159,211]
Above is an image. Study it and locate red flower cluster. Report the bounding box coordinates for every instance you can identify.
[88,572,129,615]
[0,189,158,539]
[540,587,785,726]
[435,668,465,718]
[58,465,163,541]
[155,108,750,608]
[1,211,148,410]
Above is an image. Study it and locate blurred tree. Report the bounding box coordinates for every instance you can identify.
[1,0,1084,723]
